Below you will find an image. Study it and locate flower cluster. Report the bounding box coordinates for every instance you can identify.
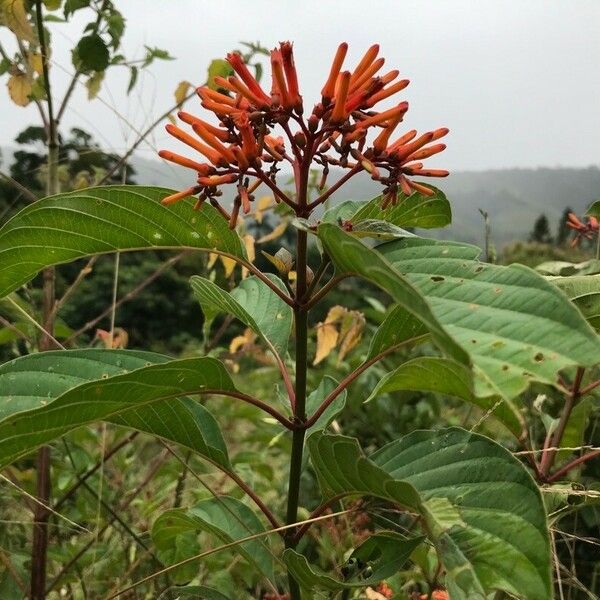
[159,42,448,224]
[566,212,599,246]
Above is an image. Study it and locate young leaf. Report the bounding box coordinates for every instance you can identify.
[309,429,552,600]
[283,533,422,591]
[191,274,292,356]
[351,185,451,229]
[367,357,524,437]
[0,353,234,470]
[0,186,245,299]
[152,497,274,583]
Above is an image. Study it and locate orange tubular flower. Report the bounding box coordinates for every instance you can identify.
[322,43,348,102]
[159,41,449,220]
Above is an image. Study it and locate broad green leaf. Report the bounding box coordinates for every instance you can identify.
[152,497,274,583]
[322,200,365,223]
[367,357,524,437]
[74,34,110,72]
[305,376,346,435]
[550,274,600,330]
[0,186,245,299]
[318,223,469,367]
[377,236,600,399]
[373,428,551,600]
[283,533,422,591]
[191,274,292,356]
[352,185,451,229]
[367,305,428,359]
[0,352,233,470]
[309,429,551,600]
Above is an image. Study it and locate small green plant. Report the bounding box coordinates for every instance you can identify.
[1,37,600,599]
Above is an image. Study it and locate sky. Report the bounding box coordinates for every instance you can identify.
[2,0,600,172]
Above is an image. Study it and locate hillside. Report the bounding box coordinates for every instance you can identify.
[132,155,600,248]
[3,144,599,248]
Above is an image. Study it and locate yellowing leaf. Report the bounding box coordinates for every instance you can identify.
[174,80,192,105]
[166,112,177,125]
[220,255,236,277]
[85,70,105,100]
[207,252,218,269]
[28,52,43,75]
[257,220,288,244]
[338,313,365,362]
[254,195,274,223]
[1,0,35,42]
[7,72,31,106]
[313,322,338,365]
[229,328,257,354]
[241,234,255,279]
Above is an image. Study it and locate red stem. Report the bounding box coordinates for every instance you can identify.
[304,338,426,428]
[546,449,600,484]
[307,164,363,210]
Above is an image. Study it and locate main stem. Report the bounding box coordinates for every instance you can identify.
[32,2,59,597]
[285,151,311,598]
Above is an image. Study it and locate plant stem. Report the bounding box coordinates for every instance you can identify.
[540,367,585,479]
[32,2,59,597]
[285,226,309,599]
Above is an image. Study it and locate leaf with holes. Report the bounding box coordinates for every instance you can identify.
[309,429,551,600]
[320,225,600,400]
[191,274,292,356]
[0,351,234,470]
[152,497,274,584]
[283,533,422,592]
[0,186,245,299]
[367,357,524,437]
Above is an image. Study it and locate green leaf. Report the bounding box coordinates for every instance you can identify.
[309,429,551,600]
[377,236,600,399]
[367,305,428,359]
[64,0,90,17]
[586,199,600,219]
[348,219,416,240]
[74,34,110,72]
[352,185,451,229]
[318,223,469,368]
[536,259,600,276]
[191,274,292,356]
[207,58,234,90]
[127,65,138,94]
[305,375,346,435]
[550,274,600,331]
[0,186,245,299]
[0,351,233,470]
[367,357,524,437]
[152,497,274,583]
[283,533,422,591]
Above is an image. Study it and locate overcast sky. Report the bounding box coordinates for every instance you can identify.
[2,0,600,171]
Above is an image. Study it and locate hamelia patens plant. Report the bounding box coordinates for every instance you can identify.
[2,40,600,599]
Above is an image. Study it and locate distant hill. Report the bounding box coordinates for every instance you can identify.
[3,144,599,248]
[131,155,600,248]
